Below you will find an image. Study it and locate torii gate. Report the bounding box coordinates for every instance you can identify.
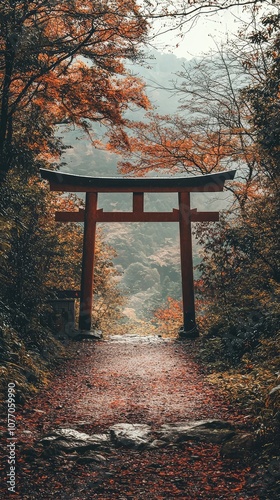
[40,168,235,336]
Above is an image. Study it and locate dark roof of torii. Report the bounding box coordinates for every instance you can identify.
[40,168,236,193]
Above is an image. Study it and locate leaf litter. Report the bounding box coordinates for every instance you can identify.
[0,335,265,498]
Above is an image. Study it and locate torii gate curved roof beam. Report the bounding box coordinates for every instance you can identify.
[40,168,236,193]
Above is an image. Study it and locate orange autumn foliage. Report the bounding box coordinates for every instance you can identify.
[0,0,150,177]
[153,297,182,336]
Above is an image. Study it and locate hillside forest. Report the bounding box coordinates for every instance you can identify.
[0,0,279,461]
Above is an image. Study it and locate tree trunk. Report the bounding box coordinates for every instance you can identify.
[0,38,16,181]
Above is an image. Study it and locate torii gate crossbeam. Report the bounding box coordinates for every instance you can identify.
[40,169,235,337]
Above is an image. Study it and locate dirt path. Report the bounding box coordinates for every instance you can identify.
[1,335,263,499]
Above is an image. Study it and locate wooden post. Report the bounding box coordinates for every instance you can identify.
[79,192,98,330]
[178,192,198,336]
[133,192,144,212]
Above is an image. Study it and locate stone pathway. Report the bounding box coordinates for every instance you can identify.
[1,334,264,499]
[31,333,240,428]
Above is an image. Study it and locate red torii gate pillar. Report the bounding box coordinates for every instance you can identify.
[40,169,235,336]
[80,192,98,331]
[179,191,196,335]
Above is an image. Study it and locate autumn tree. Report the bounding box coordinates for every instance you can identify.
[183,13,280,427]
[116,42,267,212]
[0,171,78,342]
[193,12,280,367]
[0,170,67,401]
[113,2,279,203]
[89,233,125,330]
[0,169,127,406]
[243,12,280,188]
[153,297,182,336]
[0,0,150,180]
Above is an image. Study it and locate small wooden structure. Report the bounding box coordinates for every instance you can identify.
[40,169,235,335]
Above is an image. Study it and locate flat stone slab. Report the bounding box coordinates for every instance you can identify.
[39,420,240,456]
[40,428,110,452]
[157,420,235,444]
[109,423,152,448]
